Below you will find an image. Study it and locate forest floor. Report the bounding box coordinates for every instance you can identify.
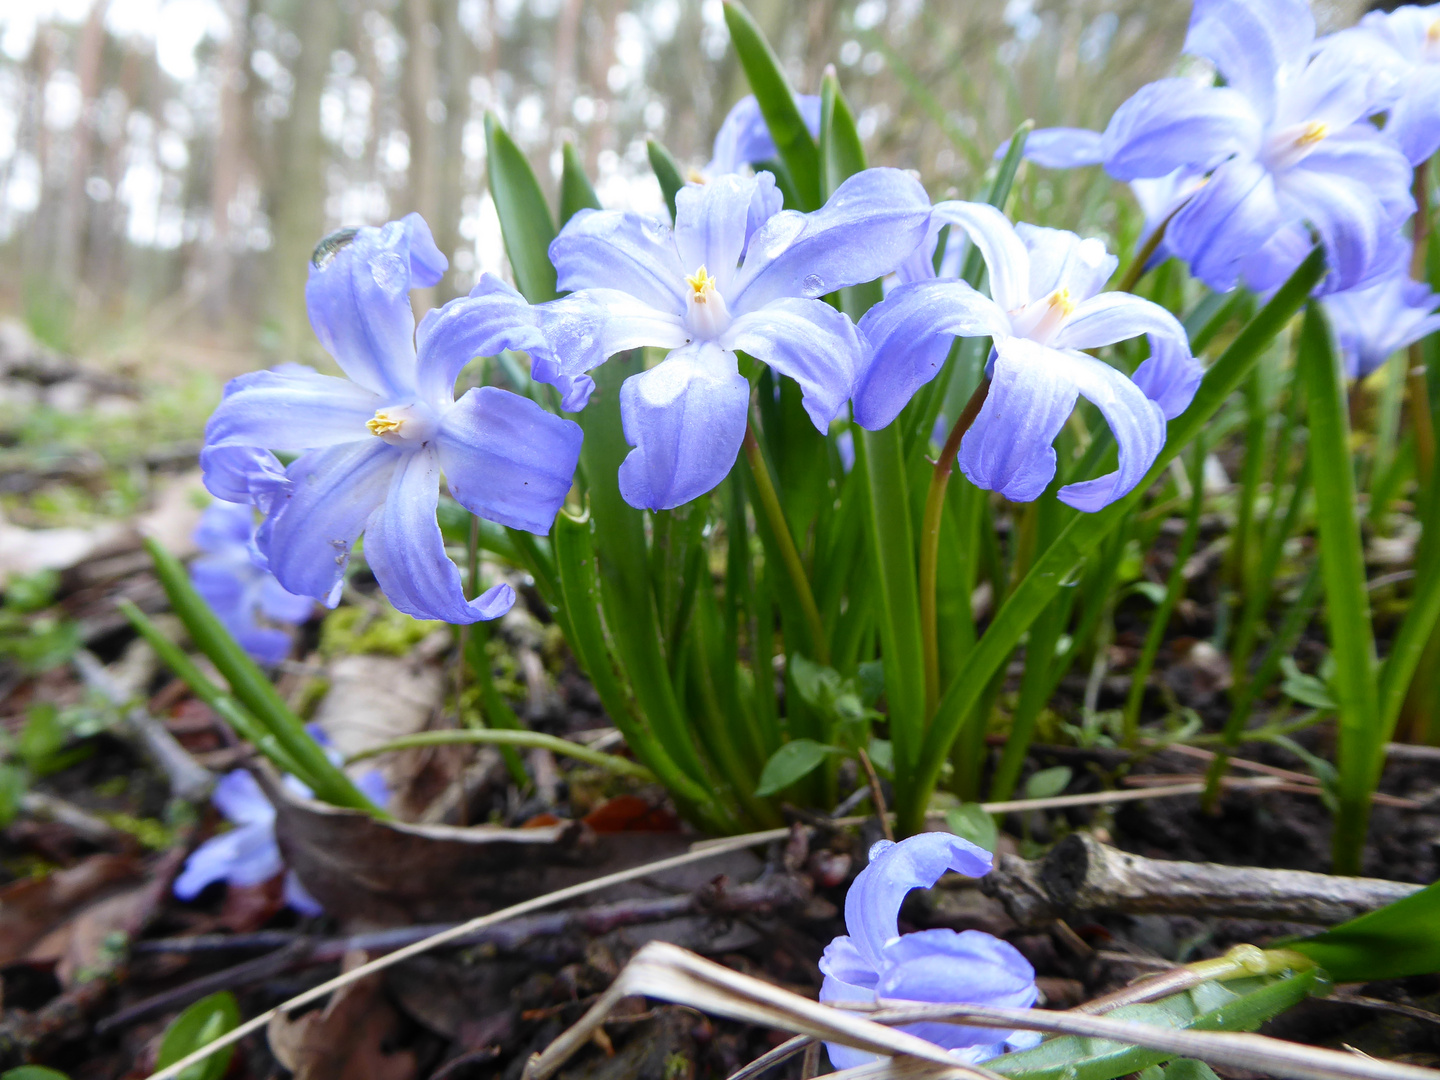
[1,318,1439,1080]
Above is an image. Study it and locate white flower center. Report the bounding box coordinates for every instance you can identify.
[366,402,438,447]
[1264,120,1329,172]
[683,264,732,340]
[1010,288,1077,347]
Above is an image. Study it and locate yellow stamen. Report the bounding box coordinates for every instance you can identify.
[685,265,718,299]
[1049,287,1076,317]
[685,167,707,184]
[1296,121,1329,148]
[1428,18,1440,42]
[367,410,403,437]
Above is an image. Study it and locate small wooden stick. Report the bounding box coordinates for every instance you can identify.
[857,748,894,843]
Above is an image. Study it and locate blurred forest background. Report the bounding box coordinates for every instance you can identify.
[0,0,1366,529]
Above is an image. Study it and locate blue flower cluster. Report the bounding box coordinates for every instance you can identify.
[1019,0,1440,371]
[198,0,1437,625]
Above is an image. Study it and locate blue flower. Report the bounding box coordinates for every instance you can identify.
[819,833,1039,1070]
[1322,261,1440,379]
[853,203,1201,511]
[1020,0,1413,294]
[1337,4,1440,166]
[536,169,931,509]
[202,214,584,624]
[190,499,313,664]
[173,761,390,916]
[704,93,823,177]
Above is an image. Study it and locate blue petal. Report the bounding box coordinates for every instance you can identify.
[1054,292,1189,353]
[1101,79,1261,181]
[1184,0,1313,123]
[1387,66,1440,166]
[928,202,1033,313]
[1235,222,1316,295]
[1168,156,1281,292]
[1005,127,1104,169]
[705,93,822,176]
[264,439,398,605]
[200,446,292,514]
[852,279,1010,431]
[362,447,516,623]
[413,274,553,406]
[875,929,1037,1051]
[1324,268,1440,378]
[1281,32,1402,132]
[726,168,932,315]
[357,768,391,808]
[843,832,994,971]
[205,367,381,452]
[532,288,689,406]
[173,821,283,899]
[194,500,255,553]
[1132,335,1205,421]
[435,386,583,534]
[190,558,249,622]
[212,768,275,825]
[305,213,442,399]
[1055,350,1168,512]
[674,174,762,292]
[1281,159,1411,295]
[1016,225,1118,303]
[232,624,294,665]
[818,934,878,994]
[616,342,751,511]
[283,871,325,916]
[721,297,866,431]
[550,209,687,316]
[959,338,1078,503]
[258,576,316,624]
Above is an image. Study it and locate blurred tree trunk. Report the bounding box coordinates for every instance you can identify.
[403,0,439,309]
[551,0,582,138]
[205,0,251,325]
[584,0,617,174]
[432,0,473,302]
[268,0,337,358]
[54,0,109,292]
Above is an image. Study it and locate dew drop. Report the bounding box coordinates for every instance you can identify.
[802,273,824,294]
[370,251,408,294]
[311,227,359,268]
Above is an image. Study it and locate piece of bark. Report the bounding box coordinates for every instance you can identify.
[983,833,1421,928]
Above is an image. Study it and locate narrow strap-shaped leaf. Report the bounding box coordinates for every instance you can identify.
[1292,879,1440,981]
[485,112,559,303]
[141,539,380,814]
[646,139,686,223]
[559,141,601,227]
[895,246,1328,835]
[818,69,864,202]
[1297,303,1382,873]
[722,0,821,210]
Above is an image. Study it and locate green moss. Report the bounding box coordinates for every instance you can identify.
[319,602,444,657]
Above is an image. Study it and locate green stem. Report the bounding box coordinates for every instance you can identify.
[920,379,991,715]
[1410,161,1435,494]
[1116,202,1182,294]
[344,729,657,781]
[743,420,829,666]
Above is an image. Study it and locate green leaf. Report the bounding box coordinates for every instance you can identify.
[0,764,25,827]
[857,660,885,708]
[484,112,559,303]
[819,69,866,201]
[1297,303,1381,874]
[3,1068,72,1080]
[1024,765,1072,801]
[2,570,60,613]
[945,803,998,853]
[1291,878,1440,981]
[646,139,686,223]
[755,739,843,797]
[19,701,67,770]
[866,737,894,777]
[559,141,601,227]
[1278,657,1336,710]
[156,991,240,1080]
[992,970,1317,1080]
[1163,1061,1221,1080]
[722,1,821,210]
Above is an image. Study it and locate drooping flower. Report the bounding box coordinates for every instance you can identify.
[173,747,390,916]
[819,833,1039,1070]
[1338,3,1440,166]
[853,203,1201,511]
[190,499,313,664]
[1016,0,1413,294]
[704,93,823,177]
[536,169,931,509]
[1322,263,1440,379]
[202,214,583,623]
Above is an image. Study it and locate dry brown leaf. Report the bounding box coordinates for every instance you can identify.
[0,854,138,963]
[268,952,417,1080]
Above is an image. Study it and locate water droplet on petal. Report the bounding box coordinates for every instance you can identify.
[370,251,408,294]
[311,227,359,269]
[802,273,824,294]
